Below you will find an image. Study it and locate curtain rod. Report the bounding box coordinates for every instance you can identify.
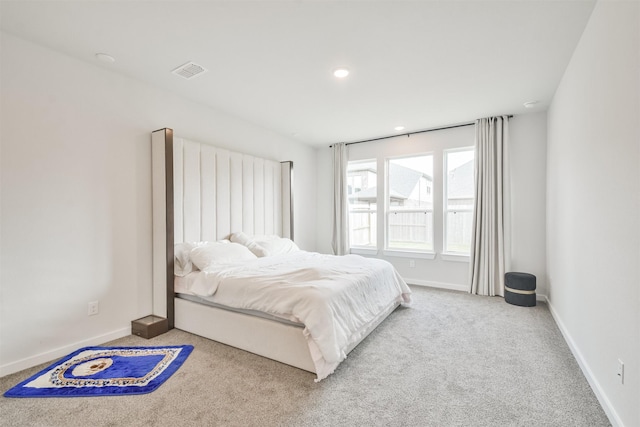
[329,115,513,148]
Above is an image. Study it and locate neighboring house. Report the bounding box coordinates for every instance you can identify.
[447,159,474,209]
[347,163,433,248]
[348,163,432,208]
[446,160,474,252]
[347,160,474,251]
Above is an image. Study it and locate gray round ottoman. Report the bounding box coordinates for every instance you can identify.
[505,272,536,307]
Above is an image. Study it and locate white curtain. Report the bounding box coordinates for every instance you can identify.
[331,143,350,255]
[469,116,511,296]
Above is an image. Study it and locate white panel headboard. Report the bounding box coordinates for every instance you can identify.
[151,128,293,327]
[172,138,284,243]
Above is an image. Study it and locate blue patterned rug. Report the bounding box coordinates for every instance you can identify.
[4,345,193,398]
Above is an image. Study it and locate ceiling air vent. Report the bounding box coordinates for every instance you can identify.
[172,62,207,80]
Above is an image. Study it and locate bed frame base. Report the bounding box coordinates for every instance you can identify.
[174,297,402,377]
[175,297,316,373]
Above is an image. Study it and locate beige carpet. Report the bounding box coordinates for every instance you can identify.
[0,286,610,427]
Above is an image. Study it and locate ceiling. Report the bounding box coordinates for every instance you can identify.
[0,1,596,147]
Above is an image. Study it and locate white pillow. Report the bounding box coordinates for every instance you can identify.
[189,241,257,270]
[252,235,300,256]
[174,241,215,276]
[230,231,269,257]
[230,232,300,257]
[174,242,191,276]
[173,242,203,276]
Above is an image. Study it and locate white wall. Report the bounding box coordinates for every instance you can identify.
[509,112,548,297]
[316,115,548,294]
[0,33,318,375]
[546,2,639,426]
[316,148,334,255]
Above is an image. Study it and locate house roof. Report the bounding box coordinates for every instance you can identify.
[350,163,431,202]
[350,160,474,202]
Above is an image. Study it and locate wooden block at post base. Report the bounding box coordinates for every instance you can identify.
[131,315,169,339]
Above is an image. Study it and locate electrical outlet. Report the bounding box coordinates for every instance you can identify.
[617,359,624,384]
[88,301,99,316]
[409,259,415,268]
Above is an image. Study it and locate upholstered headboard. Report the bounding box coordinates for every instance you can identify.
[151,128,293,327]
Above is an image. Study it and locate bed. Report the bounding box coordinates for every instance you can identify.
[151,128,411,381]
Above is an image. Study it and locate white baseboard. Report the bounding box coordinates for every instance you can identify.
[0,327,131,377]
[404,278,468,292]
[407,279,550,303]
[546,300,623,427]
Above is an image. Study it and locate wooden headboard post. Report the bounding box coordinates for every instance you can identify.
[281,161,294,240]
[151,128,175,329]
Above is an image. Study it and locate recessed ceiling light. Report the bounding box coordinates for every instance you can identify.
[333,68,350,78]
[523,100,540,108]
[95,53,115,63]
[394,126,405,131]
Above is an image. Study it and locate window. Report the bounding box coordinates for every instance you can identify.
[347,160,377,248]
[345,130,475,261]
[444,148,475,254]
[386,155,433,252]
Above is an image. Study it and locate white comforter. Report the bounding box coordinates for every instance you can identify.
[177,251,412,381]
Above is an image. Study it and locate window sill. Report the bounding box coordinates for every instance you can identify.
[350,247,378,256]
[441,253,470,262]
[383,250,436,260]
